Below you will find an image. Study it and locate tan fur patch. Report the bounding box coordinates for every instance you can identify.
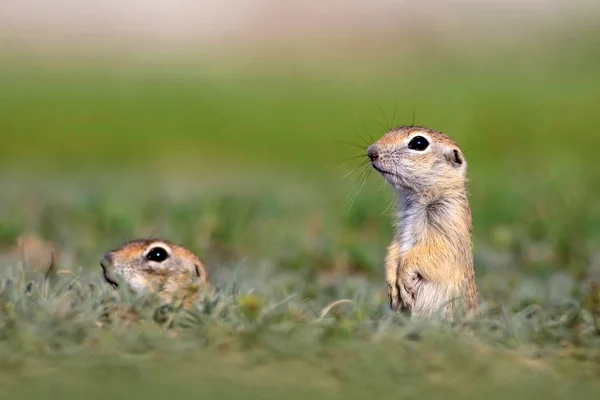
[371,126,479,319]
[101,238,211,310]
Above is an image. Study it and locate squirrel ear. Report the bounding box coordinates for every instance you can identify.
[448,149,463,167]
[194,263,209,283]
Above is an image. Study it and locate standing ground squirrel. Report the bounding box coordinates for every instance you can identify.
[100,239,210,309]
[367,126,479,319]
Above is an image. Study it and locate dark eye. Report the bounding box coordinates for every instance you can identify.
[146,247,169,262]
[408,136,429,151]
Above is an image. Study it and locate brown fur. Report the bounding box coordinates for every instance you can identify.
[10,234,57,278]
[368,126,479,319]
[100,239,210,309]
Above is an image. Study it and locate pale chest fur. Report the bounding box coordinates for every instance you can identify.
[392,192,478,317]
[397,200,426,255]
[395,194,471,285]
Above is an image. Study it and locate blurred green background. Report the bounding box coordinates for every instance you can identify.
[2,15,600,275]
[1,2,600,398]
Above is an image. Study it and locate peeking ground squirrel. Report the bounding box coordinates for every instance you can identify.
[100,239,210,309]
[367,126,479,319]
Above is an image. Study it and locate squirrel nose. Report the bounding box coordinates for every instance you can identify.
[367,145,379,162]
[100,252,114,270]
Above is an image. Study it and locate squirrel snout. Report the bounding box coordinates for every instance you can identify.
[100,252,119,288]
[367,145,379,162]
[100,252,114,270]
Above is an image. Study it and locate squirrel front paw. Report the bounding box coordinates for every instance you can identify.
[398,282,414,311]
[397,270,421,312]
[388,282,401,311]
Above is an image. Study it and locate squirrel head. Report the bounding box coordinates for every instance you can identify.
[367,126,467,197]
[100,239,209,301]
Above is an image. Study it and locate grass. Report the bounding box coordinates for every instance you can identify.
[1,29,600,398]
[1,174,600,399]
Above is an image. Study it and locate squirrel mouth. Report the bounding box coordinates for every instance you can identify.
[100,262,119,288]
[371,163,392,176]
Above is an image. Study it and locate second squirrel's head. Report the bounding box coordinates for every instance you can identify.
[367,126,467,195]
[100,239,209,296]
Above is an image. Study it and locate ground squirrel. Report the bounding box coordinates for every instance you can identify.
[100,239,210,309]
[367,126,479,319]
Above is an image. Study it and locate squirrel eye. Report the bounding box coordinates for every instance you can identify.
[408,136,429,151]
[146,247,169,262]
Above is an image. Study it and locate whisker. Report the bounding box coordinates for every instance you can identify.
[341,159,369,180]
[347,165,372,210]
[411,102,417,126]
[376,104,391,131]
[339,140,367,150]
[346,164,371,209]
[353,126,370,147]
[359,120,376,143]
[381,195,398,216]
[338,154,369,167]
[386,151,403,158]
[391,99,399,129]
[359,167,373,194]
[371,177,398,216]
[338,154,368,163]
[350,164,370,193]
